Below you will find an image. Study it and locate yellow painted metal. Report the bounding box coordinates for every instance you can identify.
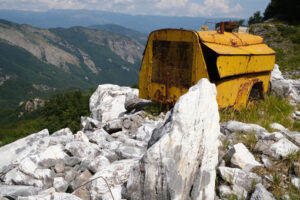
[139,28,276,109]
[203,42,275,55]
[216,55,275,78]
[197,31,264,46]
[215,72,271,109]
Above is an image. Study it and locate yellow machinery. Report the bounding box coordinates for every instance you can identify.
[139,23,275,109]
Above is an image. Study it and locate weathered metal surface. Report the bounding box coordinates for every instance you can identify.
[139,28,275,110]
[203,42,275,55]
[197,31,265,46]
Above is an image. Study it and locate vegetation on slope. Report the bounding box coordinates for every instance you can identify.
[0,90,91,146]
[220,95,300,132]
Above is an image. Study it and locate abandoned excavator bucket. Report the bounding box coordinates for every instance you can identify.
[139,23,275,110]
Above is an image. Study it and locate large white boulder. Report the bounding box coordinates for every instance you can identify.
[0,129,49,173]
[126,79,220,200]
[230,143,262,171]
[89,84,138,122]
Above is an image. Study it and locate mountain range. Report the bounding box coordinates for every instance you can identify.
[0,9,230,33]
[0,19,145,107]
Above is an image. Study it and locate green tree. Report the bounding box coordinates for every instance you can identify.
[248,11,264,25]
[264,0,300,23]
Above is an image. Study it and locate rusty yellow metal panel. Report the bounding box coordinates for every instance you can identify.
[139,29,205,104]
[215,72,271,109]
[203,42,275,55]
[216,55,275,78]
[197,31,264,46]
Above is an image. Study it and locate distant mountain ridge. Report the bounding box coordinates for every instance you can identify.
[0,19,144,107]
[0,9,230,33]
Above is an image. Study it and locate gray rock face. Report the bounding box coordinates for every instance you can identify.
[124,95,151,112]
[0,185,41,199]
[81,116,102,131]
[255,138,299,159]
[221,121,267,137]
[89,84,138,122]
[0,129,49,172]
[218,167,262,191]
[65,141,100,158]
[250,183,275,200]
[270,64,300,104]
[126,79,220,200]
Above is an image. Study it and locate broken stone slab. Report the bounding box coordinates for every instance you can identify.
[38,144,67,168]
[221,121,267,137]
[81,116,102,131]
[115,144,145,159]
[99,149,119,163]
[70,170,92,191]
[85,129,114,147]
[48,128,74,146]
[0,129,49,172]
[218,167,262,191]
[84,159,138,200]
[261,155,273,168]
[219,185,247,200]
[72,187,90,200]
[117,135,147,148]
[230,143,262,171]
[250,183,275,200]
[74,131,90,143]
[270,123,287,132]
[4,168,44,188]
[17,192,82,200]
[124,94,151,113]
[134,122,159,142]
[101,185,122,200]
[65,141,100,158]
[121,111,146,131]
[89,84,138,122]
[126,79,220,200]
[254,138,299,159]
[0,185,41,199]
[53,177,68,192]
[86,155,110,174]
[103,119,123,134]
[38,187,55,195]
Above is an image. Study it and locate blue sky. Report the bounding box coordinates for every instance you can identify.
[0,0,270,18]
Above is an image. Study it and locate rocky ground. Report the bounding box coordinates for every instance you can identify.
[0,65,300,200]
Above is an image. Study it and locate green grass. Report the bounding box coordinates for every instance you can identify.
[220,95,299,132]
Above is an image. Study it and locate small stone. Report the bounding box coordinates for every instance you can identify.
[53,177,68,192]
[73,187,91,200]
[87,155,110,174]
[291,176,300,189]
[218,167,262,191]
[54,160,65,173]
[70,170,92,191]
[65,141,99,158]
[261,155,273,168]
[230,143,262,171]
[250,183,275,200]
[103,119,123,134]
[270,123,287,132]
[74,131,90,143]
[64,156,81,167]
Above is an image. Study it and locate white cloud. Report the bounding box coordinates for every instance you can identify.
[0,0,244,17]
